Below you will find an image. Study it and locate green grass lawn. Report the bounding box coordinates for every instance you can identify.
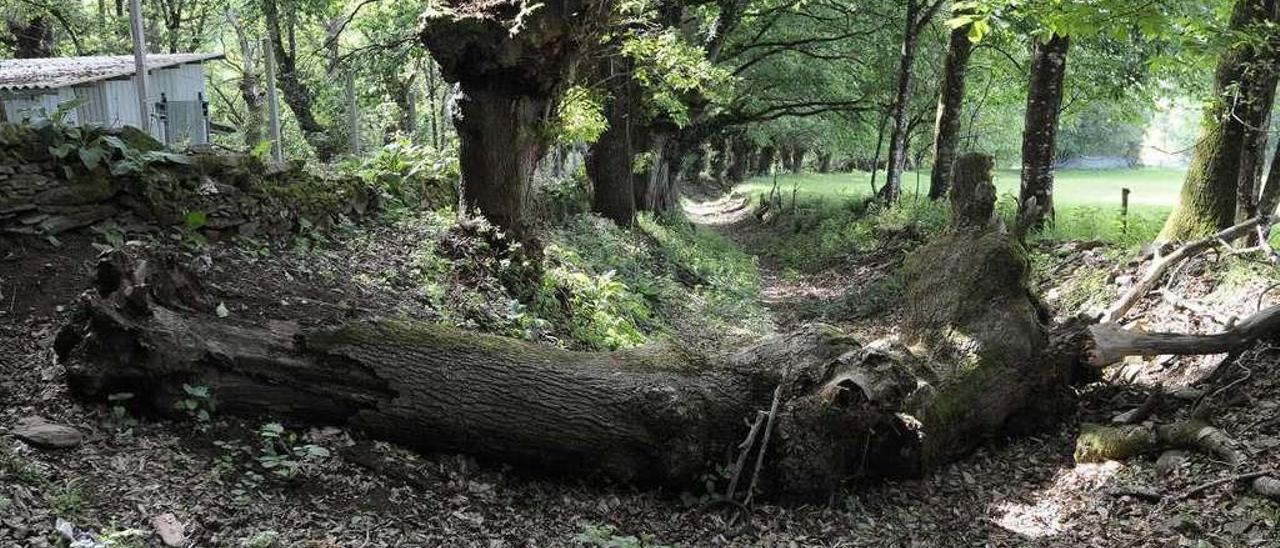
[736,167,1187,245]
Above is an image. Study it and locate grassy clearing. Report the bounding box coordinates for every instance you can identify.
[738,168,1186,246]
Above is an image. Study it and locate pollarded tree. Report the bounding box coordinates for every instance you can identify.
[419,0,615,235]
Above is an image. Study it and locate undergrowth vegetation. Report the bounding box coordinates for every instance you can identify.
[317,204,768,352]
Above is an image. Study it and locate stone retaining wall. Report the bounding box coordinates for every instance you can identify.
[0,124,380,241]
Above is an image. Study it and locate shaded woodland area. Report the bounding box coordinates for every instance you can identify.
[4,0,1280,546]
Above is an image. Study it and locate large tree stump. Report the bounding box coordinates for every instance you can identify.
[949,153,997,230]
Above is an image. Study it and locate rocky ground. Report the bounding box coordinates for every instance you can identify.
[2,201,1280,547]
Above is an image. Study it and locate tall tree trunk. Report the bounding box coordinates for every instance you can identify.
[586,57,637,226]
[818,152,833,173]
[449,86,550,232]
[1017,33,1070,231]
[870,112,889,193]
[882,0,944,201]
[1162,0,1278,240]
[420,0,611,234]
[642,139,682,214]
[709,137,728,187]
[228,11,264,148]
[928,11,974,201]
[263,0,337,160]
[1258,132,1280,217]
[426,62,441,149]
[1236,63,1279,224]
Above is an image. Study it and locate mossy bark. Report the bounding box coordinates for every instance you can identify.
[949,153,996,230]
[60,243,1075,500]
[900,230,1069,466]
[1161,0,1278,240]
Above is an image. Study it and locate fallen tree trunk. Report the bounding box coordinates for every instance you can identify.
[58,232,1073,500]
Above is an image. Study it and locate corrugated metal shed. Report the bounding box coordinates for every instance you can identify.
[0,53,224,91]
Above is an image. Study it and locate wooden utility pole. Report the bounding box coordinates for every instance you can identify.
[127,0,149,134]
[262,37,283,162]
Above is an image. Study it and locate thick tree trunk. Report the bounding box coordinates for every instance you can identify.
[586,57,637,226]
[928,13,974,201]
[1162,0,1278,240]
[709,137,728,187]
[450,86,551,232]
[420,0,611,234]
[61,241,1075,500]
[1017,33,1070,231]
[1259,133,1280,216]
[1237,40,1279,223]
[950,153,995,230]
[790,148,805,174]
[818,152,833,173]
[642,139,682,214]
[727,137,753,182]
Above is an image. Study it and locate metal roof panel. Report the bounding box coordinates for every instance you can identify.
[0,53,224,91]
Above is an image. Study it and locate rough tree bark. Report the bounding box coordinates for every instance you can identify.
[1162,0,1278,240]
[1018,33,1070,231]
[586,55,637,226]
[949,153,996,230]
[818,152,833,173]
[62,228,1079,501]
[790,148,805,174]
[1259,133,1280,217]
[928,9,975,201]
[421,0,612,234]
[1237,75,1277,224]
[709,137,729,187]
[882,0,946,202]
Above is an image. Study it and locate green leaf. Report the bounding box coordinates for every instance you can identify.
[78,145,106,170]
[184,211,207,231]
[48,143,75,159]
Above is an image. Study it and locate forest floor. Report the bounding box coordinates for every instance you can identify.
[3,194,1280,547]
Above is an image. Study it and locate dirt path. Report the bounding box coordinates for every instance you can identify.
[685,195,853,331]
